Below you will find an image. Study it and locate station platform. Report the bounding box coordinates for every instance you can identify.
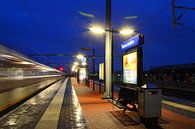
[0,77,195,129]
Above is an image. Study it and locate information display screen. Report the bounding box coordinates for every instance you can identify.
[99,63,104,80]
[123,51,137,84]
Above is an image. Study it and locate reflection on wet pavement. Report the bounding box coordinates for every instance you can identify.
[0,79,64,129]
[0,79,59,112]
[57,79,88,129]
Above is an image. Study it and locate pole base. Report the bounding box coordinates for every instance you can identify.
[102,92,113,99]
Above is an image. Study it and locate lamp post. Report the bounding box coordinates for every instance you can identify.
[89,27,134,99]
[89,0,134,99]
[103,0,112,99]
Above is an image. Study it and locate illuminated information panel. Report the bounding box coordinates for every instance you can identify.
[79,68,87,81]
[123,51,137,84]
[99,63,104,80]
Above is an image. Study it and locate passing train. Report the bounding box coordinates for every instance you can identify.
[0,44,63,116]
[0,44,62,77]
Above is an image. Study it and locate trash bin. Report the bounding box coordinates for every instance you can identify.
[138,84,162,125]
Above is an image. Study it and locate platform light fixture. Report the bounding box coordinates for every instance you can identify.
[81,62,87,66]
[89,24,134,98]
[119,28,134,35]
[89,26,105,34]
[76,54,85,59]
[89,26,134,36]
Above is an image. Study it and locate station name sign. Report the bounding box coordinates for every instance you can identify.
[121,34,144,51]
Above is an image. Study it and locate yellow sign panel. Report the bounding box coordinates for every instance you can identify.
[99,63,104,80]
[123,51,137,84]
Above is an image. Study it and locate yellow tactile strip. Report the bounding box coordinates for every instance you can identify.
[35,78,68,129]
[162,100,195,112]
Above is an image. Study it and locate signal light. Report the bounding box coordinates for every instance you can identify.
[59,66,64,71]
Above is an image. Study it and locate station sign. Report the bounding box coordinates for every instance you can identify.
[121,34,144,51]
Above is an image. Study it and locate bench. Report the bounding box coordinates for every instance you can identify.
[108,86,138,112]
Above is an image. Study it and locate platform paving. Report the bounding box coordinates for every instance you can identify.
[71,78,195,129]
[1,77,195,129]
[72,78,145,129]
[36,78,88,129]
[35,79,68,129]
[0,79,64,129]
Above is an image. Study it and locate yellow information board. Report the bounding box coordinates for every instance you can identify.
[99,63,104,80]
[123,51,137,84]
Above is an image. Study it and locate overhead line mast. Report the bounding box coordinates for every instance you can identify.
[172,0,195,30]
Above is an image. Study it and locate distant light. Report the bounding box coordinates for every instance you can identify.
[89,26,105,34]
[82,62,87,66]
[72,65,76,68]
[119,29,134,35]
[79,11,95,18]
[59,66,64,71]
[74,62,79,65]
[71,67,75,72]
[79,68,87,81]
[77,54,84,59]
[77,54,87,62]
[72,66,78,72]
[81,57,87,63]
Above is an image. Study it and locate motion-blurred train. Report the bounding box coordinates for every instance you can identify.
[0,44,63,115]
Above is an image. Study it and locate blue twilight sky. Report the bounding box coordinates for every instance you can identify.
[0,0,195,71]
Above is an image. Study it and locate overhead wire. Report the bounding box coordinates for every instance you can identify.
[135,5,168,31]
[148,29,194,47]
[0,23,34,57]
[19,0,195,66]
[132,1,195,47]
[20,0,52,64]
